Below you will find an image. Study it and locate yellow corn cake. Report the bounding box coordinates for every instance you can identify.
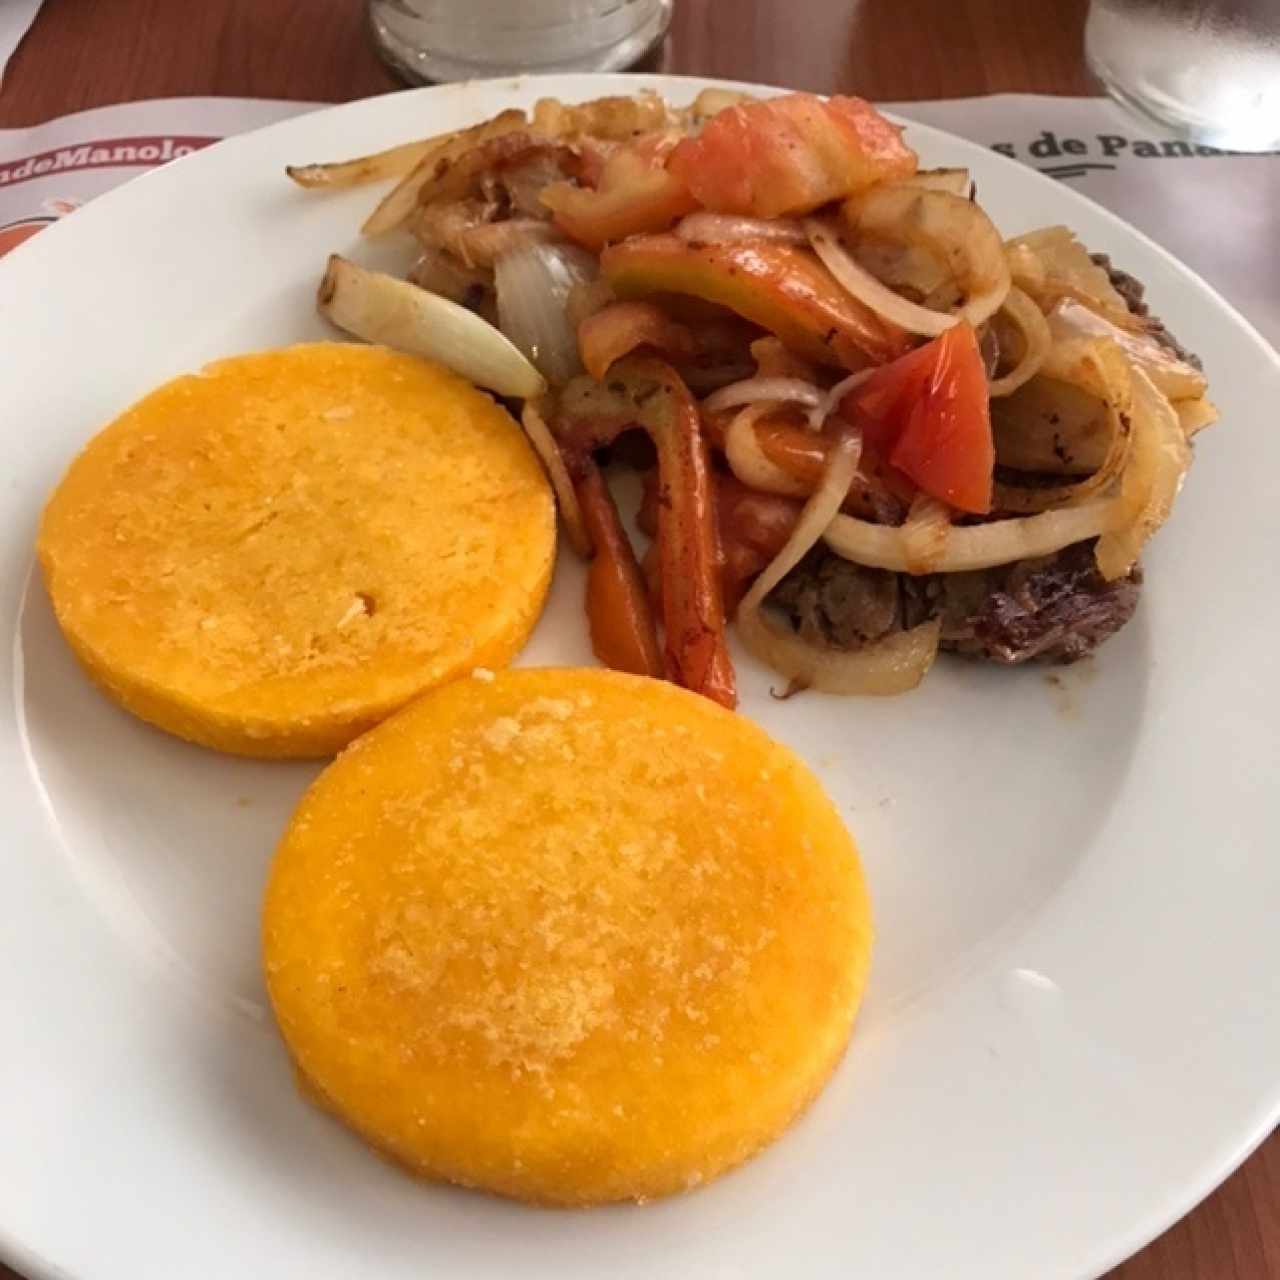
[37,343,555,757]
[263,667,873,1205]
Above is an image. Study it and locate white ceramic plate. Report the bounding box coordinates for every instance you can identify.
[3,75,1278,1280]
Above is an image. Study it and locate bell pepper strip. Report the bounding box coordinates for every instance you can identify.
[713,475,806,613]
[667,92,917,219]
[636,464,662,542]
[640,468,804,616]
[641,538,662,613]
[600,235,908,369]
[577,301,696,381]
[540,135,698,250]
[702,410,912,521]
[520,399,593,558]
[840,321,994,514]
[556,357,737,707]
[575,464,664,678]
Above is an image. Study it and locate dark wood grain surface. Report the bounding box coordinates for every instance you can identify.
[0,2,1275,1278]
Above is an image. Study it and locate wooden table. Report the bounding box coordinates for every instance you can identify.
[1,1,1275,1277]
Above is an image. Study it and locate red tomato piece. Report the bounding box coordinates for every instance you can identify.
[668,93,917,219]
[842,323,994,514]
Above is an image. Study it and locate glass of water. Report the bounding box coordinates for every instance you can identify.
[1086,0,1280,152]
[369,0,674,84]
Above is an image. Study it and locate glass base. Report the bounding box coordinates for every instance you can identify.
[1090,59,1280,152]
[369,1,672,85]
[1084,4,1280,153]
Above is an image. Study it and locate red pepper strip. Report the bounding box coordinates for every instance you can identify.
[713,475,804,613]
[575,464,663,679]
[641,469,804,616]
[600,235,908,369]
[556,357,737,708]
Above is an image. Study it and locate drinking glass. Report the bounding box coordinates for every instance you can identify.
[368,0,674,84]
[1086,0,1280,152]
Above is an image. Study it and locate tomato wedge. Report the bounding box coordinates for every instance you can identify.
[841,323,994,514]
[668,93,917,219]
[541,134,697,250]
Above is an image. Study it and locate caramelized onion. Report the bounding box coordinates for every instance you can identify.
[840,185,1011,330]
[737,428,941,694]
[317,254,545,399]
[1048,298,1208,401]
[992,336,1132,514]
[806,216,959,338]
[725,404,810,498]
[824,500,1123,573]
[495,242,597,386]
[993,340,1136,519]
[902,167,972,197]
[521,401,591,557]
[407,247,491,307]
[806,367,875,429]
[988,286,1052,398]
[1175,396,1219,439]
[455,218,563,268]
[1094,366,1191,580]
[703,377,825,417]
[900,496,952,574]
[1005,226,1135,325]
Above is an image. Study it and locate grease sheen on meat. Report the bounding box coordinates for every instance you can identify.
[767,258,1197,667]
[771,542,1142,666]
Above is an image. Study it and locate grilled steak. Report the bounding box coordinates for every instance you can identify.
[1090,252,1202,370]
[770,542,1142,665]
[904,542,1142,663]
[764,256,1188,667]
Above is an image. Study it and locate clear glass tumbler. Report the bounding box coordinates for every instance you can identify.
[1085,0,1280,151]
[368,0,674,84]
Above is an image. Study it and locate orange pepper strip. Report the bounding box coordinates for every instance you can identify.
[638,468,802,616]
[556,357,737,708]
[576,464,663,679]
[600,235,908,369]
